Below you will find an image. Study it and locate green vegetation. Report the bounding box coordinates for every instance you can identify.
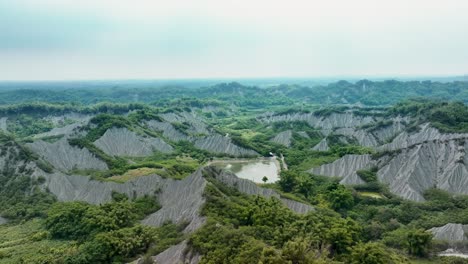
[0,80,467,107]
[0,81,467,263]
[0,196,183,264]
[388,99,468,133]
[189,174,408,263]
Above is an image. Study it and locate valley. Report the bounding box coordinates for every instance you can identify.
[0,80,467,263]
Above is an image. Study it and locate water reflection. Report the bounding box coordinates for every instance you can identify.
[211,158,280,183]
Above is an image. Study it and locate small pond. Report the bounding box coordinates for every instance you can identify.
[210,158,280,183]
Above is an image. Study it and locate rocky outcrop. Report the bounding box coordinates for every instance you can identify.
[271,130,292,147]
[152,240,201,264]
[377,139,468,201]
[308,154,372,185]
[260,112,375,130]
[147,119,257,157]
[312,138,330,151]
[160,112,209,135]
[334,128,378,147]
[141,170,207,232]
[429,223,468,242]
[309,133,468,201]
[94,128,173,156]
[0,117,7,131]
[297,131,310,139]
[45,113,92,126]
[371,117,408,143]
[33,123,83,139]
[194,134,258,157]
[28,138,108,172]
[146,120,190,142]
[378,123,468,152]
[0,216,7,225]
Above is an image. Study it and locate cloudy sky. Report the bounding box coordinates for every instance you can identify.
[1,0,467,80]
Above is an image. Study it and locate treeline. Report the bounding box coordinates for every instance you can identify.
[2,80,466,107]
[388,99,468,133]
[280,80,468,105]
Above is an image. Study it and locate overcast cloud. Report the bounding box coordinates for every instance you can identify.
[1,0,467,80]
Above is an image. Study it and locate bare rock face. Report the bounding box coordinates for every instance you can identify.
[429,223,468,242]
[334,128,379,147]
[312,138,330,151]
[194,134,258,157]
[372,117,408,143]
[309,154,371,185]
[378,139,468,201]
[141,170,207,233]
[378,123,468,152]
[0,216,7,225]
[0,117,7,131]
[152,240,201,264]
[33,123,83,139]
[260,112,375,130]
[160,112,209,135]
[309,134,468,201]
[271,130,293,147]
[45,113,92,126]
[297,131,310,139]
[28,138,108,172]
[94,127,173,156]
[146,120,191,142]
[42,171,205,232]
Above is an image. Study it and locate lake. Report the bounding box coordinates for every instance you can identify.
[210,158,280,183]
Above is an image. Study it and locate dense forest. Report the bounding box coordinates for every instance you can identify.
[0,80,467,106]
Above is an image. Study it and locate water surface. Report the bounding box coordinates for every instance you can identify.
[211,158,279,183]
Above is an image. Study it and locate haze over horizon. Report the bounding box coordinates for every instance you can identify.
[1,0,468,81]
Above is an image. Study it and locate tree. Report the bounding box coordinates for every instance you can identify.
[262,176,268,183]
[351,242,407,264]
[406,229,432,257]
[325,184,354,211]
[278,171,298,192]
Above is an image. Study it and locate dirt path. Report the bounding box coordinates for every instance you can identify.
[280,153,288,171]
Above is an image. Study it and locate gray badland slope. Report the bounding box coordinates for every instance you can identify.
[28,138,108,171]
[309,125,468,201]
[261,110,468,201]
[429,223,468,242]
[148,112,258,157]
[0,117,7,131]
[34,113,92,138]
[160,112,209,135]
[94,127,173,156]
[39,166,312,233]
[33,123,83,139]
[149,167,314,264]
[194,134,258,157]
[309,155,371,185]
[378,123,468,151]
[271,130,293,147]
[334,127,379,147]
[312,138,330,151]
[146,120,191,142]
[259,112,375,130]
[259,111,407,147]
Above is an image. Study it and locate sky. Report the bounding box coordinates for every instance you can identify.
[1,0,468,80]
